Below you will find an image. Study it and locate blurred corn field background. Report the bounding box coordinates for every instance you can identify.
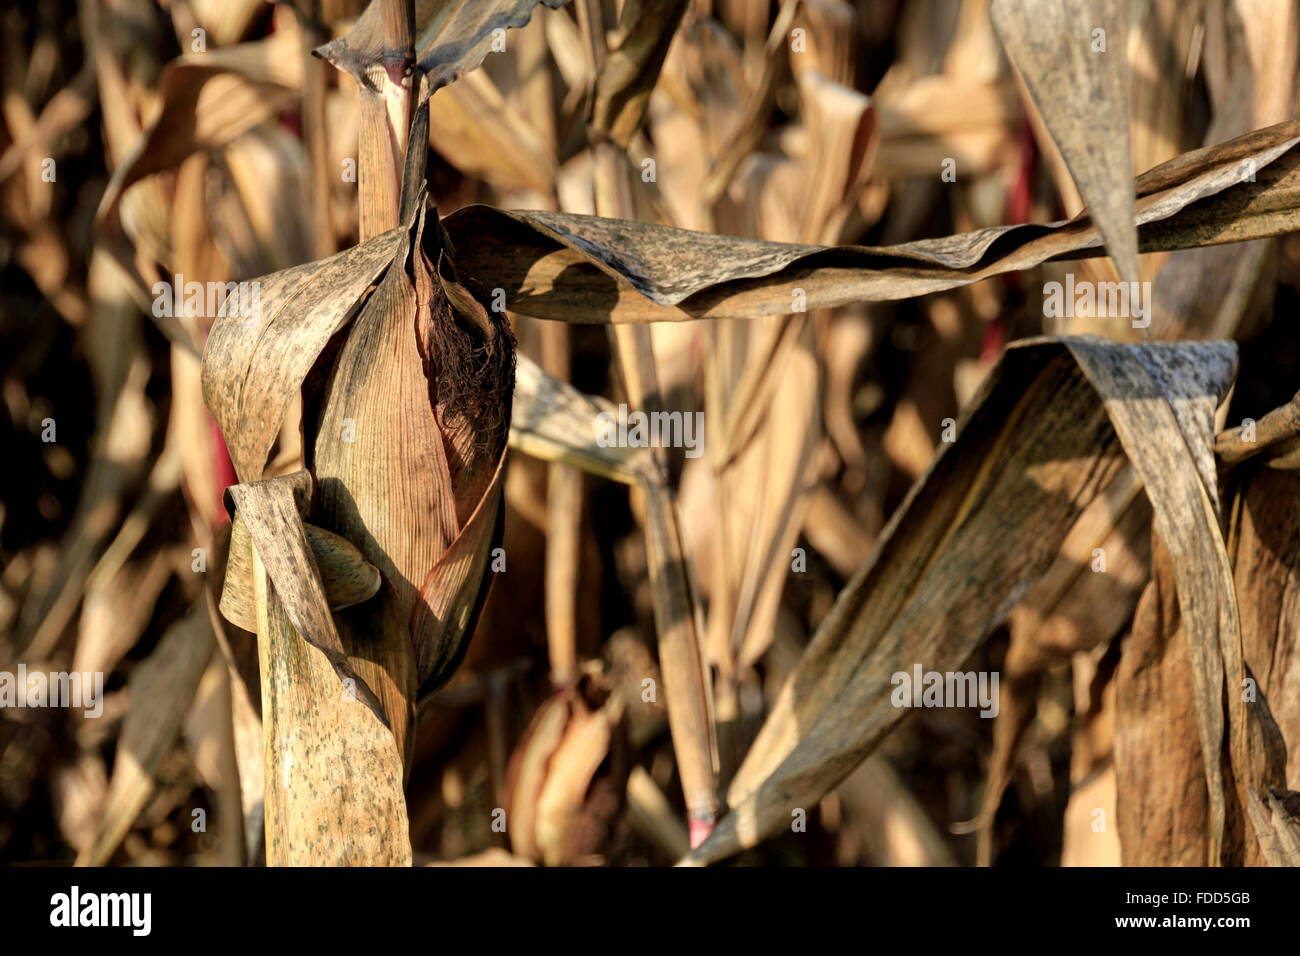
[4,0,1300,868]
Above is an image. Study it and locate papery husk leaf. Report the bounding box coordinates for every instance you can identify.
[227,471,389,724]
[410,455,506,698]
[311,197,514,697]
[1114,539,1210,864]
[201,225,405,482]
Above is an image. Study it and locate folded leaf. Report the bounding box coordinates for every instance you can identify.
[443,122,1300,323]
[202,225,404,482]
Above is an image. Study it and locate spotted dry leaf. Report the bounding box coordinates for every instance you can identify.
[443,122,1300,324]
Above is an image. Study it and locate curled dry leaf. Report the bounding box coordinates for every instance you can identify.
[1216,387,1300,468]
[315,0,570,91]
[94,16,306,301]
[1246,789,1300,867]
[443,121,1300,325]
[220,514,383,631]
[683,336,1239,865]
[202,227,404,483]
[504,681,627,866]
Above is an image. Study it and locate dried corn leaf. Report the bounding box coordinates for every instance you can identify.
[81,605,215,865]
[591,0,691,147]
[98,24,304,226]
[1247,789,1300,867]
[1114,541,1209,864]
[227,472,388,722]
[504,693,572,862]
[182,655,246,865]
[253,541,412,865]
[444,122,1300,324]
[201,224,404,483]
[683,336,1238,865]
[219,513,383,632]
[1227,466,1300,782]
[316,0,569,89]
[509,353,652,484]
[976,467,1150,862]
[991,0,1139,287]
[426,69,557,194]
[1149,0,1298,339]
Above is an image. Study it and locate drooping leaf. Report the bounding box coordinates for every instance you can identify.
[682,336,1239,865]
[226,471,388,723]
[591,0,691,147]
[96,22,304,238]
[315,0,569,90]
[252,532,413,866]
[510,353,653,484]
[201,225,405,482]
[443,122,1300,324]
[991,0,1139,288]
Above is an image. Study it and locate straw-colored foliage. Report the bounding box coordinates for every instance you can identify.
[4,0,1300,868]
